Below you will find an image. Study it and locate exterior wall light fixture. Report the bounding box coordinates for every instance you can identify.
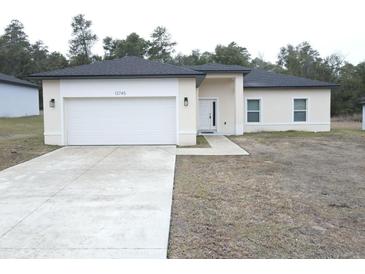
[184,97,188,107]
[49,99,55,108]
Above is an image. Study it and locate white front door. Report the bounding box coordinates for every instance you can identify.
[199,99,217,131]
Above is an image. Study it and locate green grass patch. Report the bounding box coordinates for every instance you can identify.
[0,115,44,136]
[0,115,59,171]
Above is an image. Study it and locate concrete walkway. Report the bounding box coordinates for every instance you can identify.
[176,135,249,155]
[0,146,176,258]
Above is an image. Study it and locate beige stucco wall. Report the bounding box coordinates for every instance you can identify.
[198,77,236,135]
[42,77,330,146]
[243,88,331,132]
[43,78,197,146]
[235,74,244,134]
[178,78,197,146]
[42,80,62,145]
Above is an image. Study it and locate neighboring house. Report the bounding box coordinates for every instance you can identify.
[30,56,337,146]
[0,73,39,117]
[361,97,365,130]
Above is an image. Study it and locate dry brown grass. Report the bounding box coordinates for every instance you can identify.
[169,127,365,258]
[331,114,362,122]
[332,121,361,130]
[0,115,58,171]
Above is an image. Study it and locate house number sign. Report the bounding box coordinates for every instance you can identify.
[115,90,127,96]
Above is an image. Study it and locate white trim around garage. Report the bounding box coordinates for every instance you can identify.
[57,78,180,146]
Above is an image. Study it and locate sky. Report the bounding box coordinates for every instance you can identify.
[1,0,364,64]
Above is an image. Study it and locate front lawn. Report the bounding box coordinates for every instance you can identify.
[169,123,365,258]
[0,115,58,171]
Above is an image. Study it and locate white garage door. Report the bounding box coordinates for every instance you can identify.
[65,97,176,145]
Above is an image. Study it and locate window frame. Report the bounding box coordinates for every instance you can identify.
[292,97,309,123]
[246,98,262,124]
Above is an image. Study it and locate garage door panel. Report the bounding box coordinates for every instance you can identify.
[65,98,176,145]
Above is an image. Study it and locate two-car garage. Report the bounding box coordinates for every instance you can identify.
[64,97,176,145]
[32,56,201,146]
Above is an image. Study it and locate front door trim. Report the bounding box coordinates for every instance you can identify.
[198,97,219,133]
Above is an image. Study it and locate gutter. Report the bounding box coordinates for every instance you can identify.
[244,85,339,89]
[0,79,38,89]
[28,73,206,80]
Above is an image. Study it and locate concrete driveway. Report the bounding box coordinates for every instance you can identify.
[0,146,176,258]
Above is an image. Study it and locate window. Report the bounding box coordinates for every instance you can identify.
[247,99,260,123]
[294,98,307,122]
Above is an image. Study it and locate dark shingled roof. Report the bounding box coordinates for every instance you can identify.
[360,97,365,104]
[29,56,338,89]
[30,56,204,79]
[190,63,251,74]
[0,72,38,88]
[244,69,338,88]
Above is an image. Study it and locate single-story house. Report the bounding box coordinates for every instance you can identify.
[0,72,39,117]
[29,56,337,146]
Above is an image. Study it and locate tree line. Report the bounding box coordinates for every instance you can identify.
[0,14,364,116]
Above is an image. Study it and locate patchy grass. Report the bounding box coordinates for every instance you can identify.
[332,114,362,122]
[196,135,210,147]
[177,135,210,148]
[169,126,365,258]
[242,128,365,139]
[332,121,362,130]
[0,115,59,171]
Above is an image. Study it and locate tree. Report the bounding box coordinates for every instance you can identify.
[0,19,69,80]
[174,50,214,65]
[173,42,251,67]
[213,42,251,66]
[28,40,69,73]
[69,14,97,65]
[103,32,148,59]
[147,26,176,63]
[276,41,365,116]
[45,52,69,71]
[103,36,115,59]
[0,19,32,77]
[251,57,282,72]
[277,41,326,80]
[29,41,50,73]
[331,61,365,115]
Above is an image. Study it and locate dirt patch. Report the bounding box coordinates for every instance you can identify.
[0,116,59,171]
[168,129,365,258]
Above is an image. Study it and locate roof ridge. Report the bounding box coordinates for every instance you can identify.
[29,55,204,78]
[251,68,337,85]
[245,68,338,88]
[190,63,252,71]
[123,56,204,74]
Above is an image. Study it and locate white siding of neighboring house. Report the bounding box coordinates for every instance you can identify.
[0,82,39,117]
[243,88,331,132]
